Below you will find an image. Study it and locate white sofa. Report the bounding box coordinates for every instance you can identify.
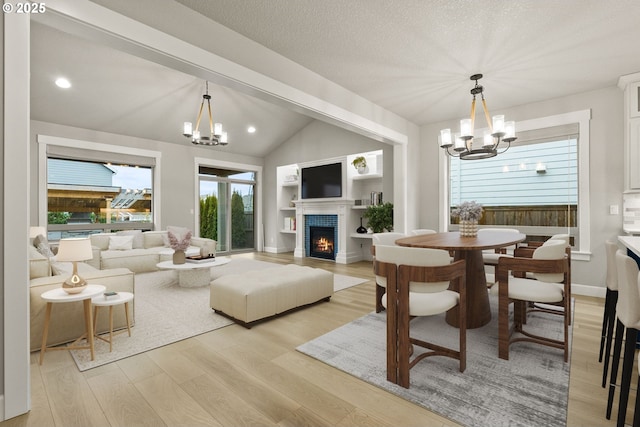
[28,245,135,352]
[88,230,216,273]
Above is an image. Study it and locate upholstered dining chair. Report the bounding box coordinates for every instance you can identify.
[509,237,573,325]
[605,250,640,423]
[600,240,620,388]
[411,229,437,235]
[372,232,407,313]
[374,244,466,388]
[496,240,570,361]
[478,228,522,266]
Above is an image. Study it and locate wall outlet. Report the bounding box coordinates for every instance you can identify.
[609,204,619,215]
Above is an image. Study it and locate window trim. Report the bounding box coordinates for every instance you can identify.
[439,109,592,261]
[37,134,162,231]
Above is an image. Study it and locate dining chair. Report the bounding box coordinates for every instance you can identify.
[478,228,522,266]
[605,250,640,423]
[600,240,620,388]
[496,240,570,361]
[372,232,407,313]
[508,237,573,325]
[411,229,437,235]
[374,244,466,388]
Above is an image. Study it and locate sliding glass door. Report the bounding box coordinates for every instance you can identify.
[199,168,255,253]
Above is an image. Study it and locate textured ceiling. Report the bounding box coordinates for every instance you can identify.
[30,0,640,156]
[176,0,640,124]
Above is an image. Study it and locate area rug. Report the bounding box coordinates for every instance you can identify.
[297,296,573,427]
[70,259,368,371]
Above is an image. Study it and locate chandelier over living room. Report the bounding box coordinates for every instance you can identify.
[439,74,517,160]
[182,81,228,146]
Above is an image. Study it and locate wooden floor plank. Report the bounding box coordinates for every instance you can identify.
[1,251,631,427]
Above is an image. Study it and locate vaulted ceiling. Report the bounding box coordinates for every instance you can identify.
[30,0,640,156]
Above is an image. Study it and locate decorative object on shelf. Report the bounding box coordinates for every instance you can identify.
[451,200,483,237]
[351,156,367,173]
[439,74,517,160]
[370,191,383,206]
[290,193,297,207]
[182,81,228,146]
[56,238,93,294]
[363,202,394,233]
[168,229,192,265]
[356,217,367,234]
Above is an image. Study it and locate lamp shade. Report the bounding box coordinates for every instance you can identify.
[29,226,47,238]
[56,238,93,262]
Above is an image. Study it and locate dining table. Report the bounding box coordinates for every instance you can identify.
[395,230,526,329]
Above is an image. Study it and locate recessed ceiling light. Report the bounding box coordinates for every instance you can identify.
[55,77,71,89]
[247,126,256,134]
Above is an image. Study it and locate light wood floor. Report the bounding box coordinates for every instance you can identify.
[1,252,634,426]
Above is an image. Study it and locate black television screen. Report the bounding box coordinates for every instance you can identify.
[301,162,342,199]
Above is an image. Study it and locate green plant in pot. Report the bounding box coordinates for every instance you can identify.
[363,202,393,233]
[351,156,367,173]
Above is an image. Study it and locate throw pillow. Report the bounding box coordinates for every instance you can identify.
[34,234,55,258]
[116,230,144,249]
[108,235,134,251]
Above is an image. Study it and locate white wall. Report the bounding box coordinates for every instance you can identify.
[420,85,625,288]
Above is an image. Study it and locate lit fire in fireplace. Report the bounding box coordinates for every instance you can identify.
[315,237,334,253]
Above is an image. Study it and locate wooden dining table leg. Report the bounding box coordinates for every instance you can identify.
[446,249,491,329]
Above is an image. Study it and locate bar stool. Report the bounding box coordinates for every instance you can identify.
[92,291,134,352]
[601,240,620,387]
[606,250,640,424]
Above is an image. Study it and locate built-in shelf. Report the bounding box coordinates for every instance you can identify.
[282,180,299,187]
[352,173,382,181]
[280,207,296,211]
[352,205,370,210]
[350,233,373,239]
[280,230,296,234]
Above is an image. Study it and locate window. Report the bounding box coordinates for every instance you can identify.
[38,135,160,240]
[442,110,591,259]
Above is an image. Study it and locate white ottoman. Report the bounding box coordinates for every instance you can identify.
[210,264,333,327]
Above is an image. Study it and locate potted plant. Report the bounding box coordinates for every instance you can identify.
[451,201,483,237]
[363,202,393,233]
[351,156,367,174]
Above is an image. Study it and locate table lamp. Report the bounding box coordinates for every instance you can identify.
[56,238,93,294]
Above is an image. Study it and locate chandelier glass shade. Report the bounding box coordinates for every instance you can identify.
[183,81,228,146]
[439,74,516,160]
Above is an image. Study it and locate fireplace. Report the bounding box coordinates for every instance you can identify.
[309,226,336,260]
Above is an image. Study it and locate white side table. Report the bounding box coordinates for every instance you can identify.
[92,291,134,352]
[39,284,106,365]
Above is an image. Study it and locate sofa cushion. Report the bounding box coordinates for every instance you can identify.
[116,230,144,249]
[143,231,167,249]
[90,233,112,251]
[108,235,134,250]
[51,261,99,276]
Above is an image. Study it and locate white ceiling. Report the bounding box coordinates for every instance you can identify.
[30,0,640,156]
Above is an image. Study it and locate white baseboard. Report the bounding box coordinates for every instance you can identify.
[572,283,605,298]
[263,246,294,254]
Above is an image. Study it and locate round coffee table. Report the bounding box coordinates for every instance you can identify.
[156,256,231,287]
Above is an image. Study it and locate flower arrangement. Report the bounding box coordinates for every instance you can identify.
[451,201,483,221]
[168,230,192,251]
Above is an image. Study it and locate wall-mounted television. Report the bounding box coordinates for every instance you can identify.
[301,162,342,199]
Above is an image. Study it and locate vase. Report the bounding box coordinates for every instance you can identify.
[459,220,478,237]
[173,249,186,264]
[357,165,367,174]
[356,217,367,234]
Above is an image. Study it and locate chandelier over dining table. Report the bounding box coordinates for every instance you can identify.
[439,74,517,160]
